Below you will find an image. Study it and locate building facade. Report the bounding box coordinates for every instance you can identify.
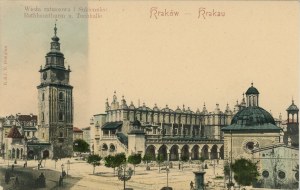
[73,127,83,140]
[82,127,91,145]
[252,144,299,189]
[0,114,38,159]
[36,24,74,158]
[91,92,237,160]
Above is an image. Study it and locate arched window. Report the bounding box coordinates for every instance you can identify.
[42,93,45,101]
[59,92,64,101]
[42,112,44,121]
[59,132,63,137]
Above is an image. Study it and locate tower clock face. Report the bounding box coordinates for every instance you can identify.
[56,70,65,81]
[43,72,47,80]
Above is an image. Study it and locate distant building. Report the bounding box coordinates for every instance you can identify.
[73,127,83,140]
[283,100,299,147]
[252,144,299,189]
[82,127,91,145]
[0,114,37,159]
[4,126,25,160]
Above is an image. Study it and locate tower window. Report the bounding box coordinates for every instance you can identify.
[60,132,63,138]
[42,112,44,121]
[59,112,64,121]
[59,92,64,101]
[42,93,45,101]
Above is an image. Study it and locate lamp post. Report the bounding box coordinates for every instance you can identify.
[166,167,170,188]
[61,163,64,176]
[54,158,58,169]
[67,160,70,177]
[117,164,133,190]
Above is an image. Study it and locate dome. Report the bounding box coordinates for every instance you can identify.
[287,100,299,111]
[245,83,259,95]
[175,106,182,113]
[231,106,275,126]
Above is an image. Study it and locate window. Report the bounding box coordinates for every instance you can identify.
[246,142,254,150]
[262,170,269,178]
[295,171,299,181]
[59,112,64,121]
[42,112,44,121]
[42,133,44,138]
[59,92,64,101]
[278,171,286,179]
[42,93,45,101]
[33,132,35,137]
[59,132,63,138]
[27,132,30,137]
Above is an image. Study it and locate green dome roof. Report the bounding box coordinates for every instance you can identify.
[231,106,275,126]
[245,86,259,95]
[222,106,281,132]
[287,100,299,111]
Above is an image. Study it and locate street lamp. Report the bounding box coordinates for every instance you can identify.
[61,164,64,175]
[166,167,170,188]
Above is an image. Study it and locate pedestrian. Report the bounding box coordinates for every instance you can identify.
[14,159,17,164]
[190,181,194,190]
[59,175,63,187]
[5,171,10,184]
[38,163,40,170]
[39,172,46,187]
[11,164,14,172]
[15,176,19,185]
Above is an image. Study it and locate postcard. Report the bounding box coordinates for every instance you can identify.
[0,1,299,190]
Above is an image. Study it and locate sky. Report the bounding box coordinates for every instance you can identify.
[0,1,299,128]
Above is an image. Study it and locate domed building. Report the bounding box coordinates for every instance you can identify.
[222,83,282,161]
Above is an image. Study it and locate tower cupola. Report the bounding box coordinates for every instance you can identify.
[245,82,259,107]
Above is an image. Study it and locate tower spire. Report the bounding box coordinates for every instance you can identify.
[54,20,57,36]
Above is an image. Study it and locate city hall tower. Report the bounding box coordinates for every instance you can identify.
[37,24,73,158]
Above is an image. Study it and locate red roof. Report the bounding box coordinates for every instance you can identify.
[7,126,23,138]
[18,114,37,122]
[73,127,83,133]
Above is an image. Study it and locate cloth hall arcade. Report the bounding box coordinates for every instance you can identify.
[90,91,250,161]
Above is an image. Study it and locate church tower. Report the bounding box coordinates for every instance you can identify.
[285,99,299,147]
[37,24,73,158]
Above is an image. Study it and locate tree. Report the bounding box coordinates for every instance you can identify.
[231,158,259,187]
[128,154,142,174]
[87,154,102,174]
[114,153,127,168]
[156,154,164,173]
[180,155,189,170]
[105,153,127,176]
[142,153,153,170]
[223,162,230,177]
[104,155,117,176]
[73,139,89,153]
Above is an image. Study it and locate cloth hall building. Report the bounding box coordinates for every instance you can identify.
[90,92,243,161]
